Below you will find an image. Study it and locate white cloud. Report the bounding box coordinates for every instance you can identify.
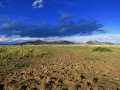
[0,35,41,43]
[0,36,8,42]
[43,34,120,44]
[0,34,120,44]
[32,0,43,8]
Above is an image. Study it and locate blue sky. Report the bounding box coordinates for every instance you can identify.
[0,0,120,43]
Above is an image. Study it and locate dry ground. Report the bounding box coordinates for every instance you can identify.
[0,45,120,90]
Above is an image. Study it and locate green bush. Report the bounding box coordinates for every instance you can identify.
[93,47,112,52]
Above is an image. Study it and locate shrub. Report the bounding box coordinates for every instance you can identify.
[93,47,112,52]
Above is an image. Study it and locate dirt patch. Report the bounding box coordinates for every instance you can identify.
[0,59,120,90]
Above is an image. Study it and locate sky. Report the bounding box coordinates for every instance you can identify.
[0,0,120,44]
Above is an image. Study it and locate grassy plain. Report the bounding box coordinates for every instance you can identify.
[0,45,120,90]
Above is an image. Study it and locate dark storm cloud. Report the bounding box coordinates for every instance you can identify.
[0,15,106,37]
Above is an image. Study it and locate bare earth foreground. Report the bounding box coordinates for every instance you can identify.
[0,45,120,90]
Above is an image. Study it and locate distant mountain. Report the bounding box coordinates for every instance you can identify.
[85,40,113,44]
[0,40,114,45]
[16,40,75,45]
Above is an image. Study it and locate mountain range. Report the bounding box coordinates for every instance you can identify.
[15,40,75,45]
[0,40,114,45]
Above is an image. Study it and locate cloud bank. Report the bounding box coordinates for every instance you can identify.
[0,13,107,44]
[0,34,120,44]
[52,34,120,43]
[0,19,106,37]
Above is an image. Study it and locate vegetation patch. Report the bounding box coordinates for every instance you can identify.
[0,47,7,53]
[85,55,104,61]
[0,46,52,60]
[0,60,30,69]
[12,61,30,69]
[93,47,112,52]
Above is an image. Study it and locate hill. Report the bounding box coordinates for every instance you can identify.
[85,40,113,45]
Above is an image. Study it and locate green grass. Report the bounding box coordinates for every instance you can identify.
[0,46,51,59]
[0,45,52,69]
[85,55,104,61]
[12,61,30,69]
[93,47,112,52]
[0,59,30,69]
[0,46,7,53]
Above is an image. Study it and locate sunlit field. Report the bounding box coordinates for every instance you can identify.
[0,45,120,90]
